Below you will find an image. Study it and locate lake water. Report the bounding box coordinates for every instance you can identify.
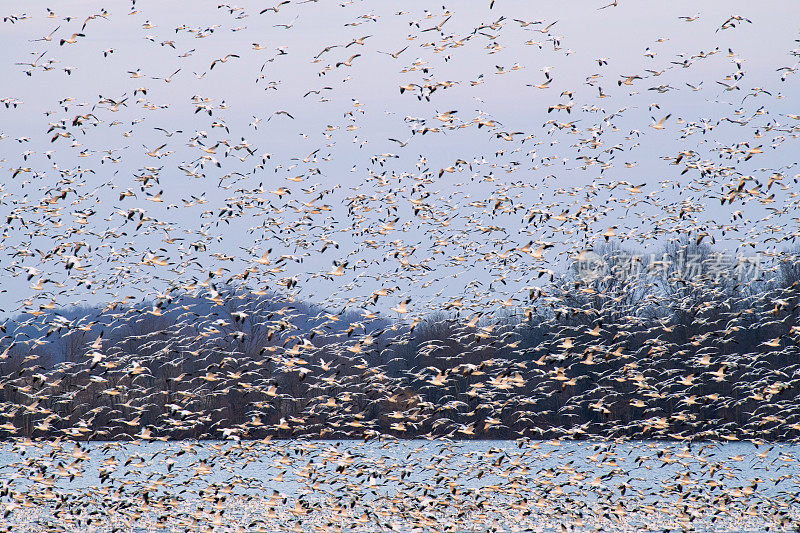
[1,438,798,532]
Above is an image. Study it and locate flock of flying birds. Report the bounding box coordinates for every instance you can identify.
[2,0,800,531]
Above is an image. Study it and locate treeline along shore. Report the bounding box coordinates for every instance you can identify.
[2,242,800,442]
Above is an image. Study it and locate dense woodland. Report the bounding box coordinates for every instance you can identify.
[2,241,800,442]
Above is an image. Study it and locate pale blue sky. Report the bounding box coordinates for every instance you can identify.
[1,0,799,319]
